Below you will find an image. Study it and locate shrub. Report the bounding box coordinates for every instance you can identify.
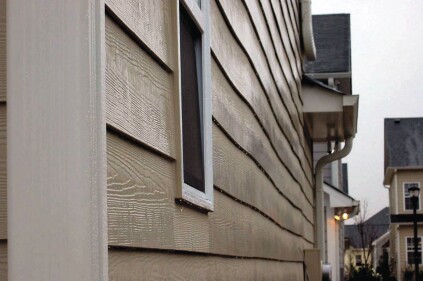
[349,265,382,281]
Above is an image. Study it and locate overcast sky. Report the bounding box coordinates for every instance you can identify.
[312,0,423,219]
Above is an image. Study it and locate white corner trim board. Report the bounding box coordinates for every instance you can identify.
[7,1,108,280]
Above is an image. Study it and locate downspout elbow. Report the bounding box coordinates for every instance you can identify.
[315,138,354,186]
[315,137,354,262]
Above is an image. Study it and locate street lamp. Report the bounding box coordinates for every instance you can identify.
[409,185,421,281]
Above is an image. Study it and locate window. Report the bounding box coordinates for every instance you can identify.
[406,237,422,265]
[180,6,204,192]
[175,0,213,211]
[355,255,362,266]
[404,182,420,210]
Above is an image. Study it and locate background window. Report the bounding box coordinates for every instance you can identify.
[404,183,420,210]
[355,255,362,266]
[407,237,422,265]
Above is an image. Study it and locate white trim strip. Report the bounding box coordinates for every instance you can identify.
[7,0,107,280]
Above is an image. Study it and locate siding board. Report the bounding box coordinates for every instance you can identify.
[240,0,311,170]
[279,0,302,68]
[270,0,302,79]
[106,17,175,158]
[210,1,312,182]
[109,250,304,281]
[259,0,302,98]
[216,0,303,126]
[213,124,314,237]
[213,114,313,206]
[238,0,303,116]
[0,0,5,102]
[0,106,5,240]
[0,241,6,281]
[212,62,313,206]
[105,0,173,69]
[290,0,301,32]
[286,0,301,54]
[211,1,302,136]
[107,132,309,260]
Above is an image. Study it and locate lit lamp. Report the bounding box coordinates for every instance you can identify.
[409,185,420,281]
[342,212,349,220]
[334,211,349,221]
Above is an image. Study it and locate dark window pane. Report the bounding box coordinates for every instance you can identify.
[180,7,204,192]
[405,183,420,210]
[407,237,422,264]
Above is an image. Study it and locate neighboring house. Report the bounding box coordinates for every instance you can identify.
[373,231,391,269]
[384,118,423,281]
[303,14,359,281]
[344,207,390,274]
[0,1,361,281]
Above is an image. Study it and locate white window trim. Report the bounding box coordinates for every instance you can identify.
[173,0,213,211]
[403,182,421,212]
[405,236,423,265]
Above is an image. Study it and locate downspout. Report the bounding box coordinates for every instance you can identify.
[301,0,316,60]
[315,137,354,262]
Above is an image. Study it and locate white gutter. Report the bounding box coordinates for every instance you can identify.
[315,137,354,262]
[301,0,316,60]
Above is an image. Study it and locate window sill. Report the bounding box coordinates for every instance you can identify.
[177,183,214,212]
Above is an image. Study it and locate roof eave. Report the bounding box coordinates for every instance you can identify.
[302,77,359,142]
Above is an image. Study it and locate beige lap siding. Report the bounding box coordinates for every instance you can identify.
[0,1,6,280]
[106,17,175,158]
[106,0,174,69]
[109,251,304,281]
[105,0,312,279]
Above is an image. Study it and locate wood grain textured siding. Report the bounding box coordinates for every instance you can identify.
[213,124,314,239]
[277,0,302,71]
[105,0,173,69]
[0,1,6,277]
[239,0,310,171]
[107,132,308,260]
[285,0,301,55]
[106,17,175,158]
[269,0,302,79]
[0,241,6,281]
[212,61,313,207]
[240,0,302,114]
[210,2,312,185]
[109,250,304,281]
[0,0,5,102]
[211,0,303,138]
[0,106,6,240]
[215,0,302,127]
[213,113,312,205]
[259,0,301,99]
[291,0,301,32]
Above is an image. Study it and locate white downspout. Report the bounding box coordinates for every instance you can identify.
[301,0,316,60]
[315,137,354,262]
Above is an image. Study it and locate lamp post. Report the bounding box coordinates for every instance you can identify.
[409,186,421,281]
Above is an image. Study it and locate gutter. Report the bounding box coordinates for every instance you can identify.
[315,137,354,262]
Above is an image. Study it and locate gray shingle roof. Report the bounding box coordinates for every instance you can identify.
[304,14,351,74]
[384,118,423,170]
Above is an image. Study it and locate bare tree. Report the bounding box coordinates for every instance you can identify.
[354,200,380,266]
